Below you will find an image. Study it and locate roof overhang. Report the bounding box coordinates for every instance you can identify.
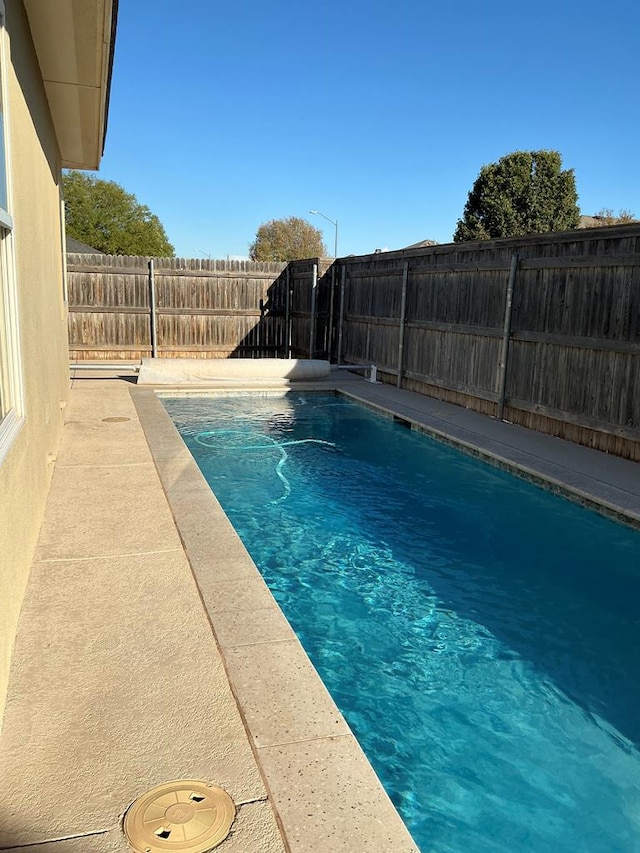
[23,0,118,170]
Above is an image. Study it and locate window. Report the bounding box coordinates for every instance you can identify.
[0,0,24,463]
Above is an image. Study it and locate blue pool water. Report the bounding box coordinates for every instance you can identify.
[163,392,640,853]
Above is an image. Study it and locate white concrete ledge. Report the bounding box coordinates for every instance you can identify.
[137,358,331,385]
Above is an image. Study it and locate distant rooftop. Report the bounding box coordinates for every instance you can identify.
[578,214,638,228]
[402,238,439,250]
[66,237,104,254]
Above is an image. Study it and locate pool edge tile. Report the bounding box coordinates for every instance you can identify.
[257,735,420,853]
[222,639,351,748]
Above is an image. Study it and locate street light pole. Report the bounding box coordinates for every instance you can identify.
[309,210,338,258]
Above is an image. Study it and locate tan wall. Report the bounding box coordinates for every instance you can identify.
[0,1,68,722]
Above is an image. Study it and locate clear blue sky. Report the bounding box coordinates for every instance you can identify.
[97,0,639,259]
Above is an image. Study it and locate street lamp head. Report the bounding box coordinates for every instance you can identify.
[309,209,338,257]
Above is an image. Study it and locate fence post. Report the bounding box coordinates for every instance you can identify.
[309,262,318,359]
[337,265,346,365]
[148,259,158,358]
[496,253,519,421]
[327,263,336,361]
[284,265,291,358]
[396,260,409,388]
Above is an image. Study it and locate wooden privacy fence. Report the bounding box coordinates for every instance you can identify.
[67,223,640,460]
[67,255,288,360]
[316,224,640,460]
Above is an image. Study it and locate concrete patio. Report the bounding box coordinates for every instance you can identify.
[0,369,638,852]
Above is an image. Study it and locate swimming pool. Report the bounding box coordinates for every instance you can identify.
[163,392,640,853]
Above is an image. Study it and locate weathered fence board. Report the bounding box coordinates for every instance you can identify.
[325,224,640,460]
[287,259,333,358]
[67,254,287,360]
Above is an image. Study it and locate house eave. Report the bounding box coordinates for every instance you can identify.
[23,0,118,170]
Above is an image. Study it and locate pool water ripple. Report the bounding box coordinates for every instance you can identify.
[164,393,640,853]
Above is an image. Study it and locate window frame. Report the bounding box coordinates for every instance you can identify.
[0,0,25,465]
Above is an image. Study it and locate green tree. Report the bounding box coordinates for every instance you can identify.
[249,217,326,261]
[63,171,174,256]
[454,151,580,242]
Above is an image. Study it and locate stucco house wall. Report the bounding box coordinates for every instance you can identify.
[0,2,68,721]
[0,0,115,722]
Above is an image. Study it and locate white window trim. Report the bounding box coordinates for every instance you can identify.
[0,0,25,465]
[0,407,22,459]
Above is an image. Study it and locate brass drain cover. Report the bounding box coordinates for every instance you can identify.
[124,780,236,853]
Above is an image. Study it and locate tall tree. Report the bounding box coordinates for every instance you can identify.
[454,151,580,243]
[63,171,174,256]
[249,217,326,261]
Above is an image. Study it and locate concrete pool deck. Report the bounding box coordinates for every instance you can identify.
[0,368,638,852]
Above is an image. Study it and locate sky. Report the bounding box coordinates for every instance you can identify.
[97,0,640,259]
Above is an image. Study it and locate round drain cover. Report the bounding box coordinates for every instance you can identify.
[124,780,236,853]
